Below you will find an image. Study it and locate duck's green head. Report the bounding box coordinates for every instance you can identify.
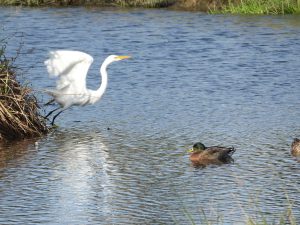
[188,142,206,153]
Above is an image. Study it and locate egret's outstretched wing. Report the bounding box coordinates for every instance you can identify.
[44,50,93,93]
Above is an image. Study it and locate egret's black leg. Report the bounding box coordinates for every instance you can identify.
[44,98,55,106]
[51,109,67,126]
[45,107,60,119]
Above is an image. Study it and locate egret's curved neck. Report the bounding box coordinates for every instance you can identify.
[98,60,109,95]
[90,59,110,104]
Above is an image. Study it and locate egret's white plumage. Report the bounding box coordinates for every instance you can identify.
[44,50,130,125]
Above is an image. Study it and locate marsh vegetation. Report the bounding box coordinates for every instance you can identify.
[0,41,48,141]
[216,0,300,14]
[1,0,300,14]
[0,0,176,7]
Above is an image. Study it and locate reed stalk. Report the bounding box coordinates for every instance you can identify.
[0,42,48,141]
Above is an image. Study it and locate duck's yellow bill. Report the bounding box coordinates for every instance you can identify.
[187,148,193,153]
[117,55,131,60]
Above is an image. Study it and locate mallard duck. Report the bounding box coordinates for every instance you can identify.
[189,142,235,166]
[291,138,300,156]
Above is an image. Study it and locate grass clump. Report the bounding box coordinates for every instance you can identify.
[0,41,48,141]
[115,0,176,7]
[1,0,300,13]
[214,0,300,14]
[0,0,92,6]
[245,206,297,225]
[0,0,176,7]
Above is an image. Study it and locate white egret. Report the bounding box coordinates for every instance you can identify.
[44,50,131,125]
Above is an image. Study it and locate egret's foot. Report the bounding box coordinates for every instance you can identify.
[51,124,59,129]
[42,116,50,121]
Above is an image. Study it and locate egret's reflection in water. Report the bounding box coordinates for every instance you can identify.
[41,129,115,224]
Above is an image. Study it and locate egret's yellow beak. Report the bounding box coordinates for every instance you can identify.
[117,55,131,60]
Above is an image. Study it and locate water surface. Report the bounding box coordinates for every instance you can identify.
[1,7,300,224]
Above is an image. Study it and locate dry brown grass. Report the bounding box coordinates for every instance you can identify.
[0,0,227,11]
[172,0,226,11]
[0,0,177,7]
[0,44,48,141]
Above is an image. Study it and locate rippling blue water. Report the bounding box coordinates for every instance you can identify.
[1,7,300,224]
